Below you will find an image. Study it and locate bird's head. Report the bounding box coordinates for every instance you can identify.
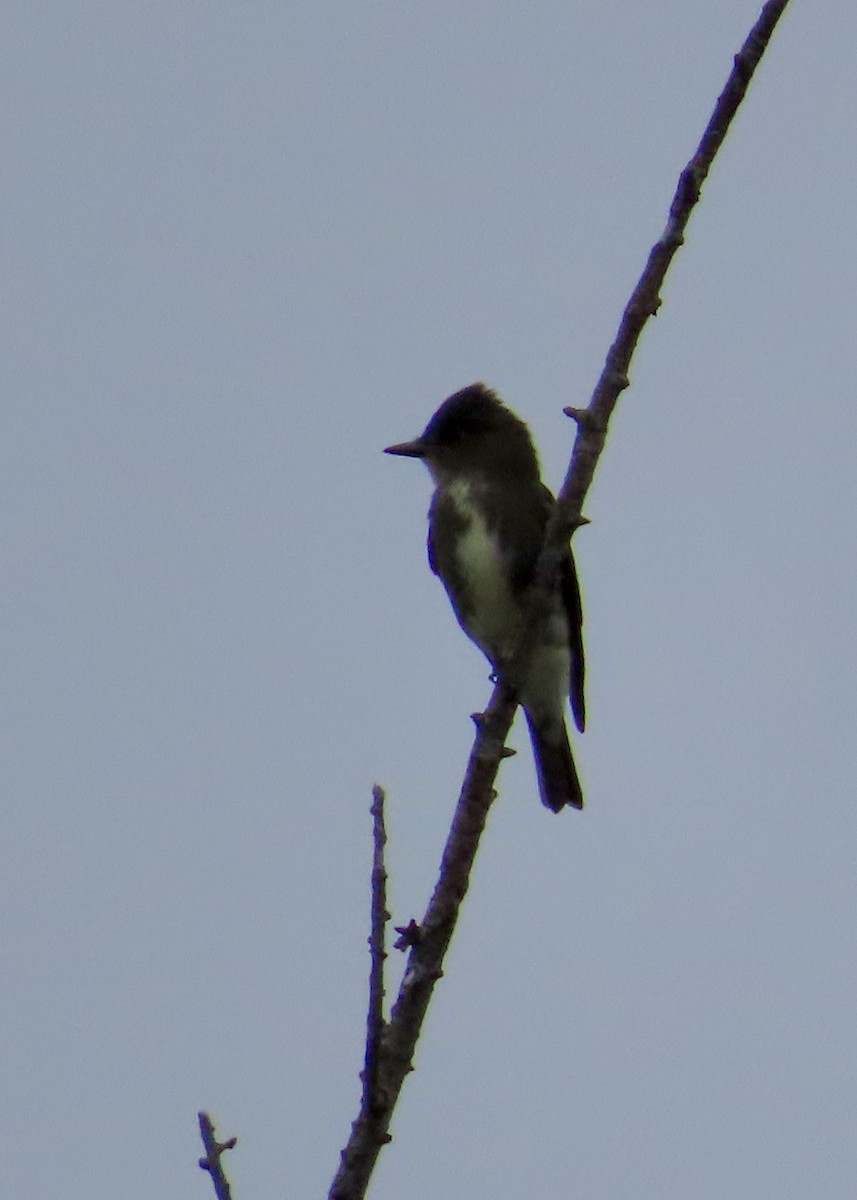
[385,383,539,483]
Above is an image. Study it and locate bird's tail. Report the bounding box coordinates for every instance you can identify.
[524,710,583,812]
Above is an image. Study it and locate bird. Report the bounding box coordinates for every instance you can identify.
[385,382,585,812]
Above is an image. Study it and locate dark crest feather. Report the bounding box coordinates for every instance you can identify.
[422,383,520,445]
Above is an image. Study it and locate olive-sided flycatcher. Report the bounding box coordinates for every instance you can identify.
[385,383,585,812]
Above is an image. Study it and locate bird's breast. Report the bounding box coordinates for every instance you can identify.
[444,479,520,659]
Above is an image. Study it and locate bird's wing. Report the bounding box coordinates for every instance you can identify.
[560,553,586,732]
[427,522,439,577]
[502,483,586,731]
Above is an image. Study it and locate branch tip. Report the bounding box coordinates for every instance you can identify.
[197,1112,236,1200]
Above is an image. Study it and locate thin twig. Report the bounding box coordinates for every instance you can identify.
[330,731,500,1200]
[516,0,794,697]
[198,1112,237,1200]
[360,786,389,1122]
[329,4,791,1198]
[555,0,793,525]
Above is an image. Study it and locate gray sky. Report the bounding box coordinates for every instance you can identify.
[4,2,856,1197]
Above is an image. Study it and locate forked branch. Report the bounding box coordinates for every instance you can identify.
[197,5,792,1199]
[328,5,791,1200]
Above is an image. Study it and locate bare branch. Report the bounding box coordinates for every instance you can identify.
[329,3,791,1197]
[360,786,389,1123]
[198,1112,237,1200]
[505,0,794,724]
[329,723,505,1200]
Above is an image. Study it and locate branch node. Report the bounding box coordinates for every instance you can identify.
[733,49,751,81]
[608,370,631,392]
[393,919,422,951]
[563,405,589,426]
[199,1136,237,1172]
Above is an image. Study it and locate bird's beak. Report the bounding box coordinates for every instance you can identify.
[384,438,427,458]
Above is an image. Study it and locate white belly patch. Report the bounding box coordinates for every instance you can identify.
[447,479,519,654]
[446,479,570,713]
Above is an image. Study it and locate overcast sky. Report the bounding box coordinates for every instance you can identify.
[4,2,857,1197]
